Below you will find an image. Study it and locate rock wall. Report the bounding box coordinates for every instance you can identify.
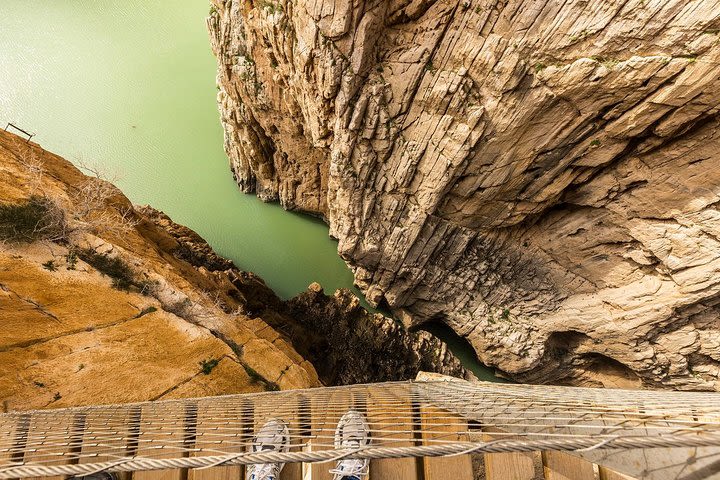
[286,284,472,384]
[209,0,720,389]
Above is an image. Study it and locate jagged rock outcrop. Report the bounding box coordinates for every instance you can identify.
[209,0,720,389]
[140,207,471,384]
[286,284,471,384]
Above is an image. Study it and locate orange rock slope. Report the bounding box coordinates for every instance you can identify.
[0,129,320,411]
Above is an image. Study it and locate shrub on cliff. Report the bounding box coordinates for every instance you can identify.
[199,358,220,375]
[0,196,66,243]
[77,248,155,293]
[77,249,135,290]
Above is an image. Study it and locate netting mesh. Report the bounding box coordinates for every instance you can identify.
[1,379,720,478]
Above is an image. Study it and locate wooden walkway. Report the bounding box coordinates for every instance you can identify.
[0,392,638,480]
[2,376,720,480]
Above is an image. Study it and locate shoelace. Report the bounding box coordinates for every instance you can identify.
[329,458,369,478]
[248,462,281,480]
[329,441,369,479]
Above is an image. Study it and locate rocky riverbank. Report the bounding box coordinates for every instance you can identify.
[139,206,472,385]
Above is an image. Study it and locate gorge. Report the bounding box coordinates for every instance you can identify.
[2,0,719,400]
[0,128,469,409]
[0,0,358,302]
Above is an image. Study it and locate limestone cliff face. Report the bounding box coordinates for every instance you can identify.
[209,0,720,389]
[0,130,320,411]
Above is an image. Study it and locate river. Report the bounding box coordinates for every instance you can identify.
[0,0,498,381]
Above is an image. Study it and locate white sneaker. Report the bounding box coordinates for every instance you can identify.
[329,410,370,480]
[247,419,290,480]
[72,475,117,480]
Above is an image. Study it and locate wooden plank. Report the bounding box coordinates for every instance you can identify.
[278,399,303,480]
[542,451,595,480]
[80,407,133,480]
[0,413,24,465]
[188,400,245,480]
[366,386,419,480]
[484,449,538,480]
[420,405,473,480]
[133,403,186,480]
[578,411,720,480]
[598,466,635,480]
[80,408,131,461]
[482,430,536,480]
[23,412,77,480]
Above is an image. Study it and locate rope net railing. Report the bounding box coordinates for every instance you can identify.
[1,379,720,478]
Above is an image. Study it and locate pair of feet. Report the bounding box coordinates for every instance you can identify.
[248,410,370,480]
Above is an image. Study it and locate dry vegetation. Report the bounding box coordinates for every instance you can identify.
[0,196,67,243]
[0,147,145,291]
[0,148,235,320]
[1,143,138,245]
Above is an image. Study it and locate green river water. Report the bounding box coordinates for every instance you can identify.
[0,0,359,300]
[0,0,497,381]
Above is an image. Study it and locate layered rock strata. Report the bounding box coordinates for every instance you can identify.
[209,0,720,389]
